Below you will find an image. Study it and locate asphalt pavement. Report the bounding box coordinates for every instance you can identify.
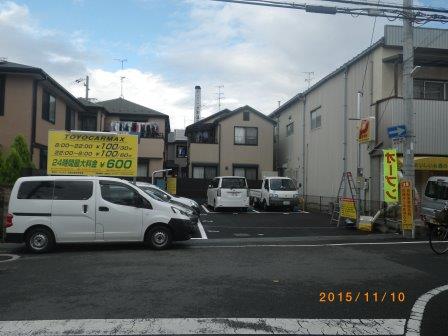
[0,209,447,335]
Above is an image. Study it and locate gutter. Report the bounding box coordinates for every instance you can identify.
[30,76,45,161]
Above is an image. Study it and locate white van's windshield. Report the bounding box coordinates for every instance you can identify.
[221,178,247,189]
[270,179,296,191]
[425,181,448,200]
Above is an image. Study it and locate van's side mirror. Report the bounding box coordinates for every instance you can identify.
[298,183,302,188]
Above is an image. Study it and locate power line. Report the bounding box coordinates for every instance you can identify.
[210,0,448,23]
[317,0,448,14]
[361,0,380,93]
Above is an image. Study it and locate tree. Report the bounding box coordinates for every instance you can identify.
[11,135,33,170]
[2,149,22,184]
[1,135,34,185]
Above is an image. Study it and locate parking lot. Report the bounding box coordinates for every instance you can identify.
[192,204,365,240]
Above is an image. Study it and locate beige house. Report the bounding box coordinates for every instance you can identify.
[0,61,92,171]
[271,25,448,204]
[185,106,275,180]
[96,98,170,178]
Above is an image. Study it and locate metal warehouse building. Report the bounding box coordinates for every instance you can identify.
[271,25,448,210]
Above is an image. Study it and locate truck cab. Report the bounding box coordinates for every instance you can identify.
[250,177,300,211]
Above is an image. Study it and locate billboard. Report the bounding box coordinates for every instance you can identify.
[47,131,138,177]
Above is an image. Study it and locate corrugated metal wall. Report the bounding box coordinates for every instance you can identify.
[378,98,448,155]
[385,25,448,50]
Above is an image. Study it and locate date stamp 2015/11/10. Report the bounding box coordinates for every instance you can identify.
[319,291,406,304]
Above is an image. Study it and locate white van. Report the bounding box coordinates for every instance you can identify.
[421,176,448,224]
[4,176,197,253]
[207,176,249,211]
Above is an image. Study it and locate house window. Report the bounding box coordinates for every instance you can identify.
[0,75,5,116]
[286,122,294,136]
[243,111,250,121]
[310,108,322,130]
[234,126,258,145]
[192,165,217,179]
[39,148,48,171]
[414,79,448,100]
[65,108,76,131]
[176,145,187,158]
[137,161,148,177]
[233,166,258,180]
[78,114,97,131]
[42,91,56,124]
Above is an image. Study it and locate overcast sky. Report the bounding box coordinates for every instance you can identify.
[0,0,445,129]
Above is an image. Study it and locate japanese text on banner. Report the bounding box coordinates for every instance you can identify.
[400,180,413,230]
[383,149,398,203]
[47,131,138,177]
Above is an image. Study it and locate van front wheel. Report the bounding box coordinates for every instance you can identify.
[25,228,54,253]
[145,226,173,250]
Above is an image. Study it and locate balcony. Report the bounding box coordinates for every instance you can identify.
[138,137,164,159]
[189,143,219,163]
[377,98,448,155]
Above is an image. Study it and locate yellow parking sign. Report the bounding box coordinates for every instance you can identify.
[47,131,138,176]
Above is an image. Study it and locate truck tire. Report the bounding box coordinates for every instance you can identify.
[262,199,269,211]
[25,227,55,253]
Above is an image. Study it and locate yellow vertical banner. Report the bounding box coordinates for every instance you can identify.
[383,149,398,203]
[400,180,413,230]
[167,177,177,195]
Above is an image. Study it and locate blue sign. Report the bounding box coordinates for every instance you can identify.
[387,125,407,140]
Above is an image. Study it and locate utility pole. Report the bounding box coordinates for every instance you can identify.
[402,0,415,238]
[120,76,126,98]
[216,85,224,111]
[114,58,128,70]
[74,76,90,99]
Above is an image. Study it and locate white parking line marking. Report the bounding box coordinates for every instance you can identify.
[196,219,208,240]
[207,230,220,233]
[201,204,210,213]
[0,318,406,335]
[405,283,448,336]
[189,241,430,249]
[0,254,20,263]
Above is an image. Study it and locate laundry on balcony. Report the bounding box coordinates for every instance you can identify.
[110,121,162,138]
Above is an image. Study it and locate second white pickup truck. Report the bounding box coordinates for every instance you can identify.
[250,176,300,211]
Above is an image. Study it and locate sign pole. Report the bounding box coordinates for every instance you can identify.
[356,91,363,225]
[402,0,415,238]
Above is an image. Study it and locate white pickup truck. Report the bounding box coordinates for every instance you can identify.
[250,176,300,211]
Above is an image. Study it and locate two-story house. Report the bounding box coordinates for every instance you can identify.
[185,105,275,180]
[0,61,92,172]
[96,98,170,178]
[271,25,448,206]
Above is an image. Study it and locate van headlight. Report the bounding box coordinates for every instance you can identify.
[171,206,192,217]
[269,193,278,198]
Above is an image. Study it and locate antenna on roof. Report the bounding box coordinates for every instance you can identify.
[120,76,126,98]
[303,71,315,89]
[114,58,128,70]
[216,85,224,112]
